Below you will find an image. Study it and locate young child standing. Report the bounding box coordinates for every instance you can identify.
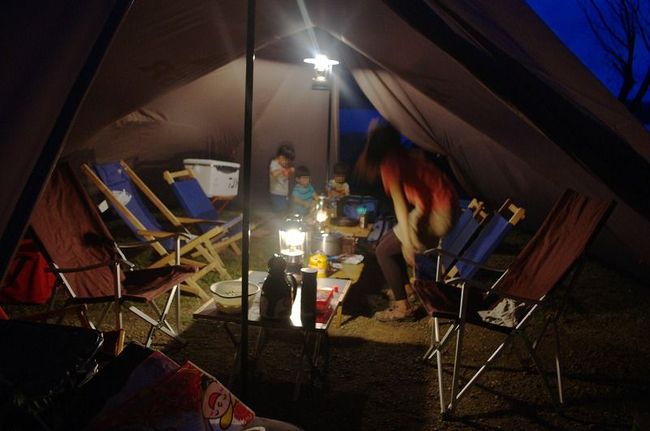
[291,166,317,216]
[326,162,350,199]
[269,143,295,213]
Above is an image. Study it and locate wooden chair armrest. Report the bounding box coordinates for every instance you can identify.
[135,229,191,240]
[176,216,225,225]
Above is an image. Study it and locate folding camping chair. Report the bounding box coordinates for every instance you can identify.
[446,199,526,281]
[415,199,525,360]
[82,161,230,300]
[30,164,195,347]
[163,168,249,256]
[435,198,489,279]
[413,189,614,416]
[416,199,525,283]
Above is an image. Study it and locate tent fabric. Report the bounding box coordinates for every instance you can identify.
[2,0,649,283]
[0,0,119,273]
[384,1,650,217]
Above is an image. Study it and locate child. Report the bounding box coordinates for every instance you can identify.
[291,165,317,216]
[326,162,350,199]
[269,143,295,213]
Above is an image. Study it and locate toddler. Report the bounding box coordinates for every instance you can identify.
[326,162,350,199]
[291,166,317,216]
[269,143,295,213]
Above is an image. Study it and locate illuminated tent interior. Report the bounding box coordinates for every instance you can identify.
[2,0,649,285]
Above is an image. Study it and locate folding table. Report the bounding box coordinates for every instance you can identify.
[193,271,352,399]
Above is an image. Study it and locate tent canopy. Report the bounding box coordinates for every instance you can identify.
[2,0,649,282]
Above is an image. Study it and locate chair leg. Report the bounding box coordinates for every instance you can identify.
[150,301,175,334]
[97,302,113,327]
[229,242,241,255]
[115,300,123,331]
[448,316,466,414]
[181,279,210,300]
[76,305,92,329]
[425,321,457,361]
[129,304,183,347]
[128,286,184,347]
[518,330,559,405]
[433,317,447,415]
[194,255,230,285]
[177,279,182,331]
[553,320,564,404]
[194,243,217,264]
[210,253,231,279]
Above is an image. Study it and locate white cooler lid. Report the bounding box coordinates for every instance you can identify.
[184,158,240,168]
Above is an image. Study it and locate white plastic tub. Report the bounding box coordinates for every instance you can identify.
[183,158,240,197]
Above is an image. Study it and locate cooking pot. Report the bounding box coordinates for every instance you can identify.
[311,232,343,256]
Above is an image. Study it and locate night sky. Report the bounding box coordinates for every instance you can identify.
[526,0,650,106]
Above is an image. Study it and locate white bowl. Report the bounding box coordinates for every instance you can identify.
[209,280,260,314]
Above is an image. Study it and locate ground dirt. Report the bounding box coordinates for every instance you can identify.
[5,216,650,431]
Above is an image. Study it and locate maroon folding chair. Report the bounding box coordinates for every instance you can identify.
[413,189,615,416]
[30,164,195,347]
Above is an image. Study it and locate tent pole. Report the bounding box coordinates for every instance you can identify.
[239,0,256,400]
[326,84,333,184]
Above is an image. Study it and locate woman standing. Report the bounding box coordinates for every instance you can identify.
[356,120,458,321]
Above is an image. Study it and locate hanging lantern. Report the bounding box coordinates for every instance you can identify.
[304,54,339,90]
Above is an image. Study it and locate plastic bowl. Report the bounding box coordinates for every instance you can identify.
[209,280,260,314]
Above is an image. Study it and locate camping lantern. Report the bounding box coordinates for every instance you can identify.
[304,54,339,90]
[279,215,306,272]
[315,195,329,230]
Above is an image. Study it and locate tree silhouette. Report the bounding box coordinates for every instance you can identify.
[580,0,650,116]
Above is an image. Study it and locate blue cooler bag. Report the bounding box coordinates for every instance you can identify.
[339,195,379,222]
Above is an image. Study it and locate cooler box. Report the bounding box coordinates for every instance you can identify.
[183,158,240,198]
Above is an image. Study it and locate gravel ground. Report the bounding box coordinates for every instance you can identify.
[5,223,650,430]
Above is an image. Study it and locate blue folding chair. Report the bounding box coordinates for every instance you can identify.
[416,198,489,283]
[163,169,247,256]
[82,161,231,300]
[416,199,526,360]
[445,199,525,281]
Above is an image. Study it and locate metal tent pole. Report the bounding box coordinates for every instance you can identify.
[239,0,256,400]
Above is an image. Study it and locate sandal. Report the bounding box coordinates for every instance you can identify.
[374,306,415,322]
[382,288,418,305]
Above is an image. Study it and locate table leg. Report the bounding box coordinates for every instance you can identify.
[293,330,330,400]
[293,331,311,401]
[336,304,343,328]
[223,323,265,389]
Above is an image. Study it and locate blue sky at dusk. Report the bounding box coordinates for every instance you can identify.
[526,0,650,103]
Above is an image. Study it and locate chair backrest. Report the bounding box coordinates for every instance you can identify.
[440,198,488,271]
[164,169,243,236]
[83,161,174,253]
[449,199,526,280]
[496,189,614,301]
[164,169,219,233]
[94,162,162,235]
[30,164,118,300]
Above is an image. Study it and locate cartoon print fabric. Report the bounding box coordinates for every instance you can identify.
[87,357,255,430]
